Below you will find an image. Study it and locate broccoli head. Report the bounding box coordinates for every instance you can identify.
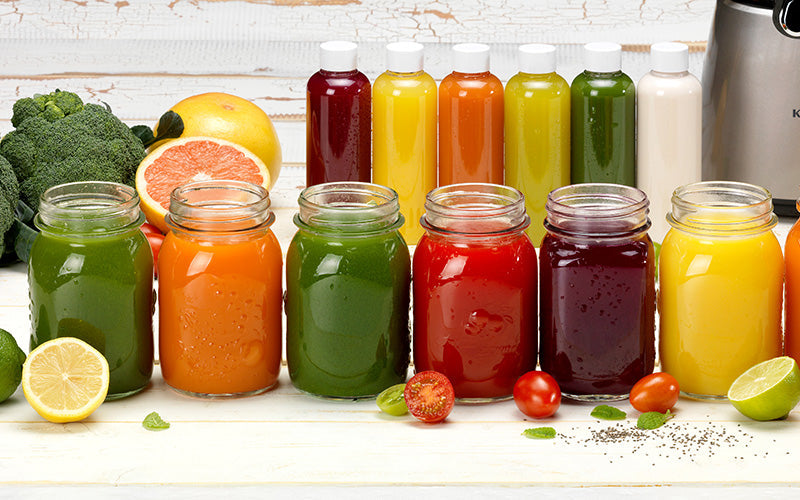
[0,91,145,209]
[0,155,20,256]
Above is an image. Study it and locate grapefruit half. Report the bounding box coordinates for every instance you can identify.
[155,92,282,190]
[135,136,270,233]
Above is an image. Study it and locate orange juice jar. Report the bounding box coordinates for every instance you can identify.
[158,180,283,398]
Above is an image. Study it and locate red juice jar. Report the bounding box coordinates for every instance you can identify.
[306,41,371,186]
[413,184,538,402]
[539,183,656,401]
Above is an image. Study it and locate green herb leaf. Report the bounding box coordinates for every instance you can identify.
[522,427,556,439]
[637,409,673,430]
[590,405,627,420]
[132,110,184,148]
[130,125,155,146]
[142,411,170,431]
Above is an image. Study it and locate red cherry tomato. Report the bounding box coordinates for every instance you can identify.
[513,371,561,419]
[629,372,680,413]
[140,222,163,237]
[403,371,455,424]
[143,230,164,277]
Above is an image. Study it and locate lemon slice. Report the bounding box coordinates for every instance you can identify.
[22,337,110,423]
[728,356,800,421]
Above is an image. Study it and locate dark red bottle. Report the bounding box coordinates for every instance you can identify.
[306,41,371,186]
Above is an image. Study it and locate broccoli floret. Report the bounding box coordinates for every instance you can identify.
[0,92,145,209]
[11,89,85,128]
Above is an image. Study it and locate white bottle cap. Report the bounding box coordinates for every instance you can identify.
[650,42,689,73]
[453,43,490,73]
[320,41,358,72]
[386,42,424,73]
[584,42,622,73]
[518,44,557,74]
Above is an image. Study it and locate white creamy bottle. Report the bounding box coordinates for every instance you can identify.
[637,42,702,242]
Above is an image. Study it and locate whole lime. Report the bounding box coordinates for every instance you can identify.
[0,328,26,402]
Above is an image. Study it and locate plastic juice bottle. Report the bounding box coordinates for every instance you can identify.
[372,42,437,244]
[659,182,783,399]
[637,42,702,242]
[439,43,504,186]
[571,42,635,186]
[504,44,570,245]
[306,41,371,186]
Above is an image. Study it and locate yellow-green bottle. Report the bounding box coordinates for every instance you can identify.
[504,44,570,245]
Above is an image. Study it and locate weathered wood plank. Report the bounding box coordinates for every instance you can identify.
[0,40,707,80]
[0,0,714,45]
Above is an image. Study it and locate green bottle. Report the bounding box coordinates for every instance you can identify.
[570,42,635,186]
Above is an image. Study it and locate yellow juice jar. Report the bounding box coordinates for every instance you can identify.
[659,181,783,399]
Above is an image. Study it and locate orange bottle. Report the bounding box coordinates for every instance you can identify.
[439,43,504,186]
[786,209,800,362]
[158,180,283,397]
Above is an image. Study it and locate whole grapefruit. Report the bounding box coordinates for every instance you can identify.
[156,93,282,189]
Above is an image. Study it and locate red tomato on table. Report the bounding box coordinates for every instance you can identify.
[513,371,561,419]
[629,372,680,413]
[404,371,455,424]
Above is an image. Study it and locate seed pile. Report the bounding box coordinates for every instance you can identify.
[556,422,789,464]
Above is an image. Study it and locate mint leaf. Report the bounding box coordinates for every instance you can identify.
[590,405,627,420]
[142,411,170,431]
[522,427,556,439]
[637,409,673,430]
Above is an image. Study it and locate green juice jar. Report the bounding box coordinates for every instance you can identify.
[29,182,154,400]
[286,182,411,399]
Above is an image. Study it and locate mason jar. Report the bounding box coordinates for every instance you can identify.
[660,181,782,400]
[29,181,154,400]
[286,182,411,399]
[539,183,656,402]
[413,183,538,402]
[158,180,282,398]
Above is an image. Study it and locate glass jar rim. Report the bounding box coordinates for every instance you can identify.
[545,183,650,238]
[421,183,529,236]
[667,181,777,236]
[167,179,274,234]
[36,181,143,235]
[296,182,403,236]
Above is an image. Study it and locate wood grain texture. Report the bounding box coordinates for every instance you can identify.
[0,0,714,44]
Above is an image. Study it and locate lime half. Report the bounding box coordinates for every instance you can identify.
[728,356,800,421]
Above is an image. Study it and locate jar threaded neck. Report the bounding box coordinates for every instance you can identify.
[296,182,403,236]
[545,183,650,238]
[167,180,273,233]
[36,181,143,235]
[422,183,529,236]
[668,181,777,236]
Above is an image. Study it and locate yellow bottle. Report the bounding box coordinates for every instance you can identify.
[659,181,783,399]
[504,44,570,245]
[373,42,437,244]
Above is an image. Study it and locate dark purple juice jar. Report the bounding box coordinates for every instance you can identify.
[539,183,655,401]
[306,41,371,186]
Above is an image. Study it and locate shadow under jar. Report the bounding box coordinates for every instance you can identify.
[539,183,656,402]
[29,182,154,400]
[158,180,283,398]
[413,183,538,402]
[286,182,411,399]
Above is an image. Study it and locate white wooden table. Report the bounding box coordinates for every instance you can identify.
[1,164,799,497]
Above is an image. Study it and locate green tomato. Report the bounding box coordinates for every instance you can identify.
[376,383,408,416]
